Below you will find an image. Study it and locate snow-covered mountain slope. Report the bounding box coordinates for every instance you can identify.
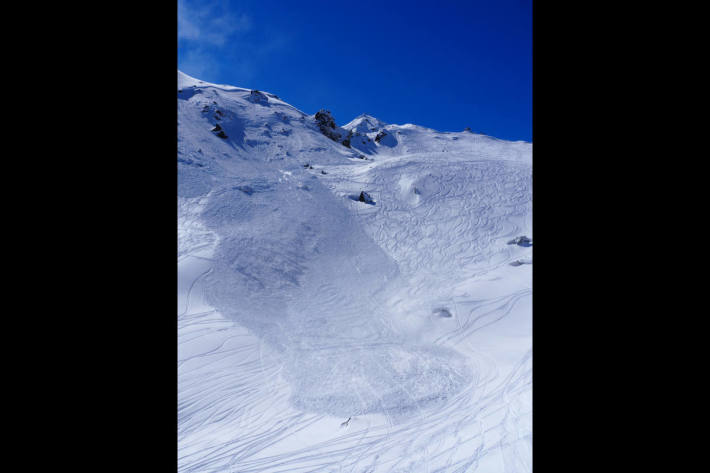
[341,112,531,161]
[343,113,388,133]
[178,70,532,473]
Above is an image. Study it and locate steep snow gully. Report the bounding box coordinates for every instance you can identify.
[178,71,532,472]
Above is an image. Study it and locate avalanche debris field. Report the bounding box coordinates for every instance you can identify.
[178,71,532,473]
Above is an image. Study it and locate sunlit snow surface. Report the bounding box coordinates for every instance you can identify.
[178,71,531,472]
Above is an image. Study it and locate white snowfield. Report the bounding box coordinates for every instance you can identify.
[178,70,532,472]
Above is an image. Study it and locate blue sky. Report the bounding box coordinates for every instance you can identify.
[178,0,532,142]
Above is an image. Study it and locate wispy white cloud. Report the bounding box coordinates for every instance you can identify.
[178,0,291,85]
[178,0,251,47]
[178,47,222,80]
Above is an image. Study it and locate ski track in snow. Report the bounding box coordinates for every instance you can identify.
[178,71,531,472]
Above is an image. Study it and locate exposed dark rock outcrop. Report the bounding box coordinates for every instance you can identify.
[248,89,268,104]
[212,123,228,139]
[315,109,336,130]
[342,130,353,148]
[314,109,351,148]
[373,130,397,147]
[358,191,375,204]
[236,185,253,195]
[315,109,340,142]
[507,236,532,246]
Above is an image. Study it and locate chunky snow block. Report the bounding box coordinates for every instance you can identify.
[510,259,532,266]
[433,307,453,318]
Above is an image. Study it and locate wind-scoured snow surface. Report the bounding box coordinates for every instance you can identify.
[178,70,532,472]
